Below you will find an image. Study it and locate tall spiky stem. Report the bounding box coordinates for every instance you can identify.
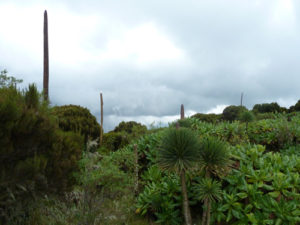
[181,104,185,120]
[43,10,49,101]
[240,92,243,106]
[100,93,103,145]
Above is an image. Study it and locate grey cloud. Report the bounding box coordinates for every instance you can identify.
[1,0,300,131]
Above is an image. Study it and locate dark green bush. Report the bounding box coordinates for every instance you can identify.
[222,105,247,122]
[253,102,281,113]
[191,113,221,123]
[0,85,84,224]
[102,131,130,151]
[114,121,147,134]
[51,104,100,143]
[101,121,147,151]
[289,100,300,112]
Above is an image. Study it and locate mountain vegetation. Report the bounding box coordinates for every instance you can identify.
[1,70,300,224]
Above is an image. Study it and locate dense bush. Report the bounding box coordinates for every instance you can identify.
[253,102,281,113]
[52,104,100,144]
[101,121,147,151]
[289,99,300,112]
[211,145,300,224]
[191,113,222,123]
[0,85,84,224]
[222,105,247,122]
[114,121,147,134]
[102,131,130,151]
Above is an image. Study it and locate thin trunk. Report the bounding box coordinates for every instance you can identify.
[181,104,185,120]
[134,144,139,195]
[180,170,192,225]
[202,198,207,225]
[100,93,103,145]
[202,171,211,225]
[206,199,211,225]
[43,10,49,102]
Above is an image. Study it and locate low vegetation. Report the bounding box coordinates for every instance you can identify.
[1,70,300,224]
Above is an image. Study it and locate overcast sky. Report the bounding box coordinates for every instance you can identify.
[1,0,300,131]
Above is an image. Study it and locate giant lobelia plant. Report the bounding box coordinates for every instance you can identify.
[157,128,200,225]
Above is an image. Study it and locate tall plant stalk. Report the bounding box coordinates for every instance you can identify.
[100,93,103,145]
[181,104,185,119]
[43,10,49,101]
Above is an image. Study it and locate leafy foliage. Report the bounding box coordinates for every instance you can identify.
[0,69,23,88]
[101,121,147,151]
[0,84,84,224]
[253,102,282,113]
[136,166,182,225]
[289,99,300,112]
[114,121,147,134]
[222,105,247,122]
[191,113,222,123]
[211,145,300,224]
[52,104,100,144]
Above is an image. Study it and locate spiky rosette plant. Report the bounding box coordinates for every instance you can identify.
[198,136,231,225]
[239,110,255,131]
[157,127,200,225]
[197,178,222,202]
[198,136,231,177]
[196,178,222,225]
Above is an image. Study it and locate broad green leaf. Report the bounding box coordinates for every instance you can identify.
[237,192,248,199]
[268,191,280,198]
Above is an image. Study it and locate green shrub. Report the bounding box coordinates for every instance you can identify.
[114,121,147,134]
[222,105,247,122]
[52,104,100,144]
[191,113,222,123]
[102,131,130,151]
[253,102,281,113]
[211,145,300,224]
[102,121,147,151]
[0,85,84,224]
[289,100,300,112]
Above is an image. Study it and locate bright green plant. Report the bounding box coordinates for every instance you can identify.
[137,166,182,225]
[194,178,222,225]
[157,128,200,225]
[198,137,231,225]
[210,145,300,224]
[198,137,231,177]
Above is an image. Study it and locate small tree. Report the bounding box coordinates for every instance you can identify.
[157,128,200,225]
[196,178,222,225]
[0,70,23,88]
[198,137,231,225]
[239,110,255,131]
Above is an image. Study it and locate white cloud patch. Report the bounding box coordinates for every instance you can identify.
[206,104,228,114]
[1,0,300,131]
[98,22,185,65]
